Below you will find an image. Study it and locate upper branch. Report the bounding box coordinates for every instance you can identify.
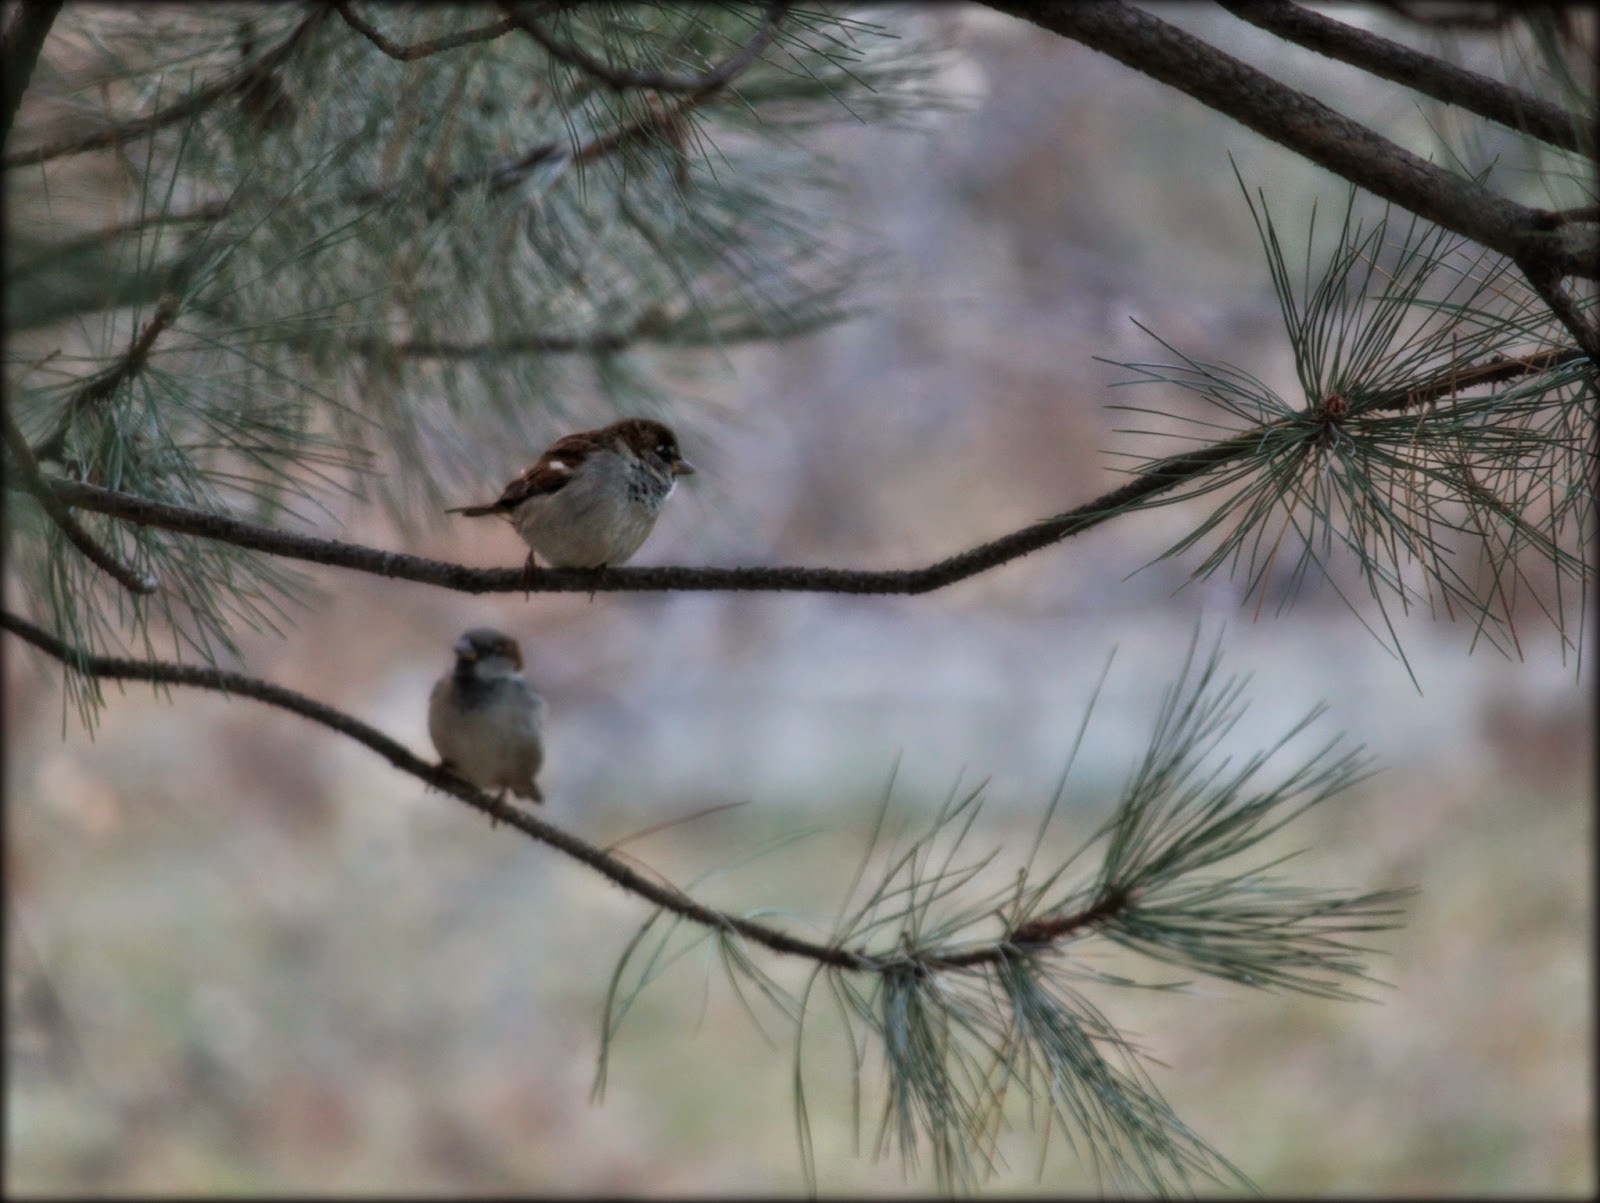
[1218,0,1594,159]
[332,2,515,61]
[3,9,325,170]
[36,345,1583,596]
[499,0,790,95]
[977,1,1598,280]
[40,436,1250,597]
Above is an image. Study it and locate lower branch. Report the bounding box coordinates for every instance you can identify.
[1,610,1134,976]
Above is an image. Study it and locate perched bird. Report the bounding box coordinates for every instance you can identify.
[428,628,547,804]
[447,418,695,573]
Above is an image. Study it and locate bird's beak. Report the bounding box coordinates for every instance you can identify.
[673,457,696,477]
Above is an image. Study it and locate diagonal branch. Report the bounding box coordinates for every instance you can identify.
[38,345,1584,597]
[499,0,790,95]
[0,609,1128,974]
[1516,262,1600,364]
[1,0,63,149]
[1218,0,1595,159]
[2,407,157,594]
[977,1,1599,280]
[3,10,325,170]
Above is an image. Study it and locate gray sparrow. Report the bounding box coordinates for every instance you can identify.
[447,418,695,572]
[428,628,547,803]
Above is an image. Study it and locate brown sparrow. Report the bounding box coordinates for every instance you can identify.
[447,418,695,571]
[428,628,547,803]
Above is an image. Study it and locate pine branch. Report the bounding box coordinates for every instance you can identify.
[499,0,791,95]
[1,606,1136,979]
[0,611,1402,987]
[0,607,869,969]
[2,9,326,169]
[1218,0,1595,158]
[3,610,1409,1193]
[977,1,1599,281]
[2,409,158,594]
[30,294,182,466]
[34,344,1583,599]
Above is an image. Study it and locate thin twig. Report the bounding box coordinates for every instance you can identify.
[3,11,325,169]
[333,2,515,62]
[500,0,789,95]
[31,293,181,465]
[1,609,1134,974]
[40,345,1584,597]
[2,409,158,594]
[334,313,664,358]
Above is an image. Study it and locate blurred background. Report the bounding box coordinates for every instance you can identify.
[6,3,1592,1194]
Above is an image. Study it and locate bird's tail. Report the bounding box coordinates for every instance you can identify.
[446,502,501,516]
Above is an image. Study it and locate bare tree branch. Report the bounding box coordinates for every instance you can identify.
[2,408,158,594]
[977,1,1599,281]
[499,0,789,95]
[3,9,324,170]
[332,2,515,61]
[1219,0,1594,159]
[37,345,1582,597]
